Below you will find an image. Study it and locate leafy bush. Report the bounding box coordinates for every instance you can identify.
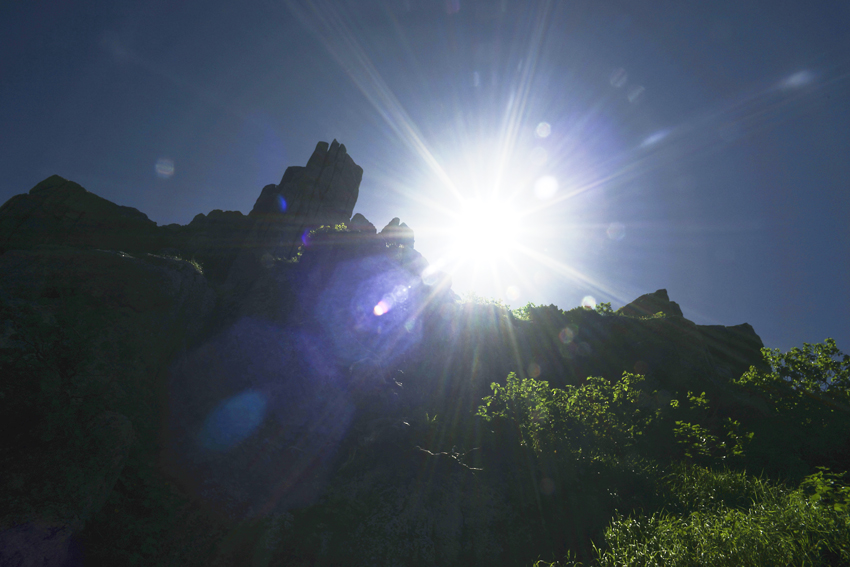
[513,301,538,320]
[733,339,850,475]
[594,302,615,316]
[477,371,657,462]
[594,467,850,567]
[461,292,509,309]
[735,339,850,408]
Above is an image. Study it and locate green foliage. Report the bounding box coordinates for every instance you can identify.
[281,248,304,263]
[591,467,850,567]
[310,223,349,235]
[513,301,538,320]
[671,391,753,465]
[594,302,614,316]
[160,254,204,274]
[735,339,850,408]
[461,292,509,309]
[477,372,657,461]
[733,339,850,475]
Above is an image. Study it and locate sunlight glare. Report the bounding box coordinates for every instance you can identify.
[452,198,521,259]
[534,175,558,199]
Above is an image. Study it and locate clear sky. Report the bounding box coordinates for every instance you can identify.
[2,0,849,352]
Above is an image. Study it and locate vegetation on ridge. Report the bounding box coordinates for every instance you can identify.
[2,261,849,565]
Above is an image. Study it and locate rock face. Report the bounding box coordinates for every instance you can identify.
[0,142,779,566]
[0,175,163,254]
[380,217,415,248]
[515,304,767,396]
[0,411,134,567]
[617,288,684,318]
[245,140,362,259]
[0,247,217,565]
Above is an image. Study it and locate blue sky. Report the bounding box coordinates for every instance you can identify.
[2,0,848,352]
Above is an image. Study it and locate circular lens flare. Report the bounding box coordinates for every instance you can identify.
[155,158,175,178]
[373,300,389,316]
[535,122,552,138]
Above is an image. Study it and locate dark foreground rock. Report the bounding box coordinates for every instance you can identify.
[0,142,784,566]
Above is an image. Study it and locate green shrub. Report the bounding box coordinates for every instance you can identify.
[733,339,850,476]
[593,467,850,567]
[477,371,658,462]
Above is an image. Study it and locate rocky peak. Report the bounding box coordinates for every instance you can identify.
[239,140,363,264]
[0,175,160,254]
[380,217,414,248]
[349,213,377,234]
[617,288,684,318]
[249,139,361,222]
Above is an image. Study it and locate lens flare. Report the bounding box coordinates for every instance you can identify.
[627,85,645,103]
[782,70,813,89]
[640,130,669,147]
[199,390,267,452]
[373,284,410,316]
[581,295,597,309]
[610,68,628,88]
[506,285,520,301]
[606,222,626,241]
[373,300,389,316]
[155,158,175,178]
[535,122,551,138]
[558,326,575,344]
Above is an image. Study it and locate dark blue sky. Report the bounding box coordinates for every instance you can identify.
[2,0,849,352]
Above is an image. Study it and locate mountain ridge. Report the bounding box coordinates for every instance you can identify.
[5,141,837,567]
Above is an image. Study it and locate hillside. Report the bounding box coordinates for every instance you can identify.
[1,142,848,566]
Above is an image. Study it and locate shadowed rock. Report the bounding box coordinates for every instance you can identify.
[244,140,363,259]
[224,141,364,291]
[0,142,796,567]
[380,217,414,248]
[349,213,377,234]
[0,175,162,254]
[617,288,684,318]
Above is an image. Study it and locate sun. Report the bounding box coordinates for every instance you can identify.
[451,197,522,260]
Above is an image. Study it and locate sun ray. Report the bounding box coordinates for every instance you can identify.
[281,0,463,203]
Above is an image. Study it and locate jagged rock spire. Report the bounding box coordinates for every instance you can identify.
[244,140,363,260]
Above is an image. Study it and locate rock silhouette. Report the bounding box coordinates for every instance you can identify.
[1,141,807,567]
